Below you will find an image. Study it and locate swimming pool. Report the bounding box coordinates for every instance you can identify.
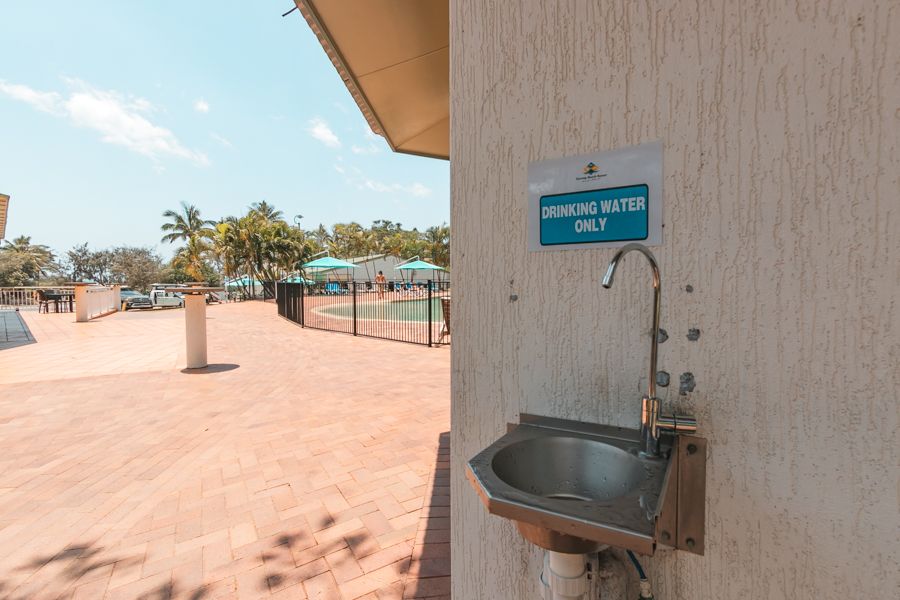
[317,297,444,323]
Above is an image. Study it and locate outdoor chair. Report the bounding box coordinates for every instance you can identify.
[34,289,55,314]
[438,297,451,344]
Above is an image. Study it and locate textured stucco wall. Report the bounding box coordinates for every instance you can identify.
[449,1,899,598]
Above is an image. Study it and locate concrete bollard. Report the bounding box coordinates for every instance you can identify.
[184,294,209,368]
[169,284,224,370]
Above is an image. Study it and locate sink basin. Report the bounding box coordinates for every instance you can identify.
[467,414,674,555]
[492,436,646,502]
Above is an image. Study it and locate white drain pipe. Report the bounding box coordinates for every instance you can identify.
[541,552,588,599]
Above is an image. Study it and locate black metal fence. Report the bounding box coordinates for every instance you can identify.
[276,280,451,346]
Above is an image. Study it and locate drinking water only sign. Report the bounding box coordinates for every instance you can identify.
[527,141,663,250]
[539,184,649,245]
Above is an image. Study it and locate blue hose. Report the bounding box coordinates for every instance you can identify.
[626,549,647,580]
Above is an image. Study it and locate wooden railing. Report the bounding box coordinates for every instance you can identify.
[0,286,75,309]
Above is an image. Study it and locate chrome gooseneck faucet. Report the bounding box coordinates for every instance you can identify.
[602,243,695,457]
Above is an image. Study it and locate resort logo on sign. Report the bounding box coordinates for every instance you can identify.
[575,161,607,182]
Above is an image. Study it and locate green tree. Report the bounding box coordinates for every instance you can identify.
[210,204,314,296]
[0,252,31,286]
[310,224,331,253]
[161,202,217,284]
[172,235,212,282]
[160,202,215,244]
[250,201,283,222]
[0,235,56,283]
[423,223,450,268]
[108,247,164,292]
[65,243,113,283]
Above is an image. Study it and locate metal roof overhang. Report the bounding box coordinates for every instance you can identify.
[294,0,449,160]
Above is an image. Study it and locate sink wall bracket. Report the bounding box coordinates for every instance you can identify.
[656,434,706,555]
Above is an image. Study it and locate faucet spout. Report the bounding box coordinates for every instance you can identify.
[602,243,662,456]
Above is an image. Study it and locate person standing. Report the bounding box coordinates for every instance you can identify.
[375,270,386,299]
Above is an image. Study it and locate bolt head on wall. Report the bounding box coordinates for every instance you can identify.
[656,371,670,387]
[679,372,696,395]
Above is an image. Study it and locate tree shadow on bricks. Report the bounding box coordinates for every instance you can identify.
[0,541,142,600]
[1,541,219,600]
[403,431,452,598]
[244,433,453,597]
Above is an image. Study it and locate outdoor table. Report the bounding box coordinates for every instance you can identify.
[167,284,224,369]
[46,292,74,313]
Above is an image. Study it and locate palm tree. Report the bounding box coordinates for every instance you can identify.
[160,202,215,244]
[173,235,211,281]
[1,235,56,279]
[311,224,331,252]
[423,224,450,268]
[249,201,283,222]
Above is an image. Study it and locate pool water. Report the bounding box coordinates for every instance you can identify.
[318,297,444,323]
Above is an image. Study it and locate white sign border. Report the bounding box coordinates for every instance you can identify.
[527,140,663,251]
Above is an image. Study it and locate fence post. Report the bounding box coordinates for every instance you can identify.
[352,282,358,336]
[300,282,305,327]
[427,279,433,347]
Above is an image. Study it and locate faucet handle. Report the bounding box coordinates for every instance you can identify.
[657,413,697,434]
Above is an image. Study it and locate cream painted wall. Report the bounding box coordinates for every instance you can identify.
[449,1,898,598]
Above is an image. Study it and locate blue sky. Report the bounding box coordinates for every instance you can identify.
[0,1,449,259]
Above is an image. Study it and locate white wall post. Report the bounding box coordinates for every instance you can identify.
[73,283,90,322]
[184,293,209,369]
[111,284,121,312]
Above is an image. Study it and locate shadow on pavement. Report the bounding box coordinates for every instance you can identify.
[180,363,240,374]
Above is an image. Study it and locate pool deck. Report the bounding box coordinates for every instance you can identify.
[0,302,450,599]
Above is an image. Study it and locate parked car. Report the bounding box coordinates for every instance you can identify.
[149,284,185,308]
[120,287,152,310]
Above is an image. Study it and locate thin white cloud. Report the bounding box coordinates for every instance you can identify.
[193,98,209,113]
[351,143,380,155]
[351,127,383,154]
[364,179,431,197]
[334,163,431,197]
[406,182,431,197]
[0,78,209,166]
[0,81,63,114]
[210,132,233,148]
[307,117,341,148]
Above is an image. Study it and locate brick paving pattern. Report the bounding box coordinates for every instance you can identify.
[0,302,450,599]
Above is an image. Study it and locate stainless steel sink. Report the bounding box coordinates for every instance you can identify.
[492,436,647,503]
[467,414,705,555]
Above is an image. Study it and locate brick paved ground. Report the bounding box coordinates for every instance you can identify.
[0,302,450,599]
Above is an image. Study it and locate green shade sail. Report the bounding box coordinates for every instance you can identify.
[225,276,263,287]
[303,256,359,269]
[395,259,445,271]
